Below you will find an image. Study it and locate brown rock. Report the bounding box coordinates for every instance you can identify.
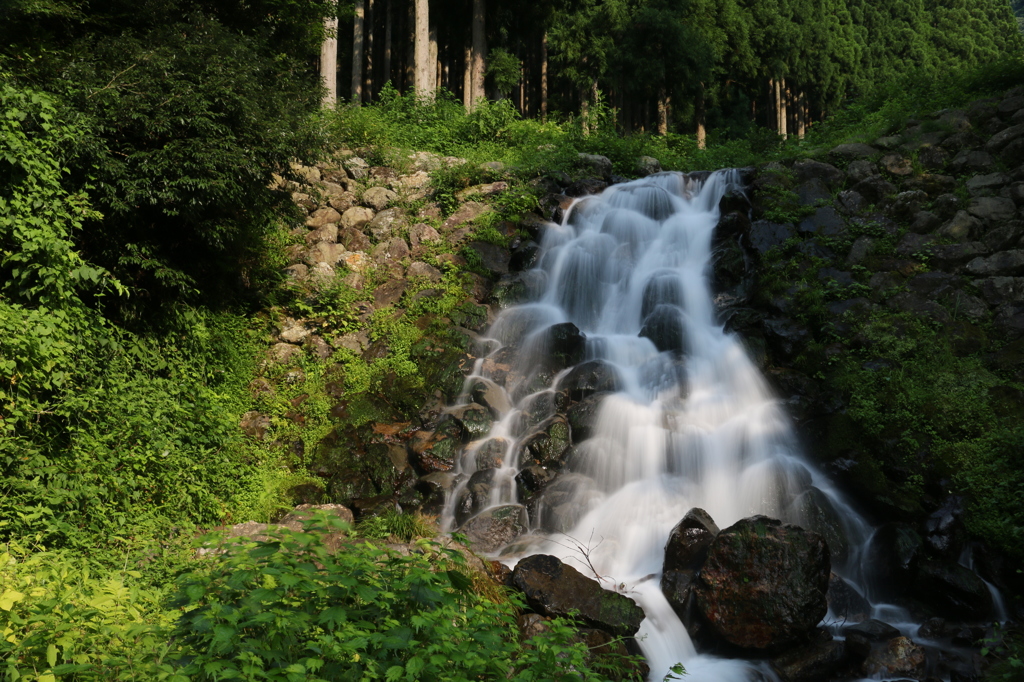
[861,636,925,678]
[340,206,375,231]
[362,186,398,211]
[305,207,342,228]
[339,226,371,252]
[409,222,441,246]
[239,411,271,440]
[373,278,408,307]
[443,201,491,230]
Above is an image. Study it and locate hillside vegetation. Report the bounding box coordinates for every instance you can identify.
[2,0,1024,679]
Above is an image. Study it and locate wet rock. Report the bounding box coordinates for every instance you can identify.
[827,574,870,623]
[640,304,686,355]
[791,487,850,564]
[566,177,608,197]
[641,271,686,318]
[864,523,922,597]
[842,619,901,659]
[763,317,810,360]
[415,472,458,515]
[661,508,720,620]
[515,465,556,498]
[510,240,541,271]
[511,554,645,637]
[983,220,1024,251]
[913,559,994,620]
[924,495,968,558]
[454,469,496,525]
[407,261,443,283]
[459,504,527,553]
[896,233,935,259]
[474,437,509,470]
[546,322,587,369]
[450,402,493,439]
[470,378,512,417]
[861,636,925,679]
[524,418,572,468]
[567,393,610,443]
[559,360,622,402]
[407,419,463,473]
[771,638,848,682]
[748,220,797,254]
[693,516,830,651]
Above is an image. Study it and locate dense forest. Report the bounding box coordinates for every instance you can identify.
[2,0,1024,679]
[330,0,1021,140]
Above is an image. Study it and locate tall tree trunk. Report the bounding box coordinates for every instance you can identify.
[798,90,807,139]
[364,0,374,100]
[779,78,788,140]
[769,78,776,132]
[470,0,486,109]
[463,43,473,110]
[383,0,392,88]
[657,87,670,135]
[581,93,590,136]
[540,32,548,122]
[321,15,339,107]
[696,84,706,149]
[352,0,365,103]
[413,0,430,96]
[430,24,439,92]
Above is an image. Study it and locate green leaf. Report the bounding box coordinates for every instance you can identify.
[0,590,26,611]
[385,665,404,681]
[46,643,57,667]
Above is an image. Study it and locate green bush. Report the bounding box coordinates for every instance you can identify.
[172,518,635,681]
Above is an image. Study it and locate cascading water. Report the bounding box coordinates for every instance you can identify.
[437,171,925,680]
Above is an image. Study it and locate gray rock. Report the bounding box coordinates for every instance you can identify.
[771,640,848,682]
[933,193,962,219]
[367,207,406,242]
[797,178,831,206]
[467,241,511,275]
[577,153,614,178]
[918,145,949,170]
[937,211,983,241]
[442,201,491,231]
[847,236,875,265]
[279,317,310,344]
[983,220,1024,250]
[891,190,929,221]
[305,207,342,228]
[291,192,316,211]
[978,276,1024,305]
[268,342,302,363]
[344,155,369,180]
[873,135,902,149]
[793,158,845,189]
[799,207,846,236]
[896,233,935,258]
[283,263,308,281]
[851,176,897,204]
[636,155,662,176]
[409,222,441,246]
[407,261,443,283]
[827,574,870,623]
[995,303,1024,337]
[968,196,1016,223]
[748,220,796,254]
[290,163,321,185]
[339,226,371,252]
[888,291,951,323]
[929,242,989,269]
[846,159,878,184]
[305,242,343,265]
[362,186,398,211]
[880,153,913,176]
[985,122,1024,153]
[1000,95,1024,117]
[371,237,410,263]
[340,206,375,231]
[966,250,1024,276]
[966,172,1010,196]
[909,211,941,234]
[1009,182,1024,206]
[951,150,996,174]
[304,224,338,245]
[904,173,958,196]
[459,504,527,553]
[830,143,878,160]
[373,278,408,307]
[836,190,865,214]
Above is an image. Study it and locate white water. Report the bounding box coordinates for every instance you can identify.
[440,171,877,680]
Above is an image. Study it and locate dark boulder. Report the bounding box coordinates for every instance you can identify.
[864,523,922,598]
[522,417,572,468]
[559,360,622,402]
[567,393,610,443]
[771,637,848,682]
[861,636,925,679]
[545,322,587,370]
[747,220,797,255]
[470,378,512,417]
[641,270,686,319]
[842,619,901,659]
[912,559,994,621]
[792,158,845,190]
[661,508,720,620]
[791,487,850,564]
[449,402,494,439]
[924,495,968,559]
[454,469,497,526]
[693,516,830,651]
[640,304,687,355]
[511,554,646,638]
[474,437,509,470]
[407,417,463,473]
[826,573,870,623]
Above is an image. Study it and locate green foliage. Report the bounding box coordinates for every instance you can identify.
[0,547,183,682]
[356,512,436,542]
[486,48,523,99]
[173,519,631,681]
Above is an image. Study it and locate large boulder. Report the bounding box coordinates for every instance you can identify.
[661,508,720,620]
[458,504,527,553]
[692,516,830,651]
[511,554,645,638]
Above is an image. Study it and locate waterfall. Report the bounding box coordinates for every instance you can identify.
[439,171,881,680]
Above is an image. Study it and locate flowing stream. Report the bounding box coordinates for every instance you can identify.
[438,171,903,680]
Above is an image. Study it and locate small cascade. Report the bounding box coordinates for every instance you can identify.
[436,171,994,680]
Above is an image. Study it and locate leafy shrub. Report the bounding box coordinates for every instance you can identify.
[173,518,631,681]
